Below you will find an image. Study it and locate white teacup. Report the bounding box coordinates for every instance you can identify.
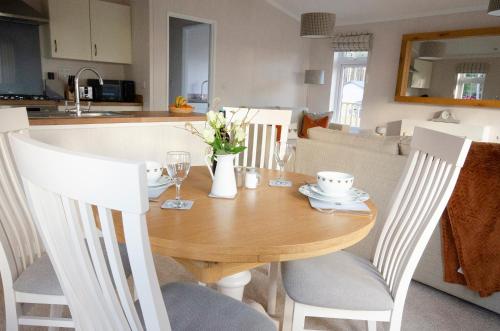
[145,161,163,186]
[317,171,354,197]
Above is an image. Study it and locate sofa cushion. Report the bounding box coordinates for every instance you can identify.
[300,114,330,138]
[308,127,400,155]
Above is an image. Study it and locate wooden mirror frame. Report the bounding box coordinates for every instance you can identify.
[395,27,500,108]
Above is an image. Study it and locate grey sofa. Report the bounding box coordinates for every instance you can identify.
[294,127,500,314]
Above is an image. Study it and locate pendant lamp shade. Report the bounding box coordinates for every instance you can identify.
[488,0,500,15]
[419,41,446,60]
[300,12,336,38]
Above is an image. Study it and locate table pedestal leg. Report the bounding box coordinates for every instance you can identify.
[217,270,280,329]
[216,270,251,301]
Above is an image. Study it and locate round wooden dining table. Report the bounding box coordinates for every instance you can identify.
[116,166,377,314]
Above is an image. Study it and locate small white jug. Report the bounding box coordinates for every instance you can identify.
[245,168,261,189]
[205,154,237,198]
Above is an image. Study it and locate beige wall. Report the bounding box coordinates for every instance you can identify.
[141,0,310,110]
[125,0,150,104]
[307,11,500,142]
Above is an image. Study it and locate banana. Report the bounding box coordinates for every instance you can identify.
[174,96,188,107]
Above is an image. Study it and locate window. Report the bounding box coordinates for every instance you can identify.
[330,52,368,127]
[454,73,486,100]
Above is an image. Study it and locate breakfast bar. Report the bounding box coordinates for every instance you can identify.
[28,111,208,166]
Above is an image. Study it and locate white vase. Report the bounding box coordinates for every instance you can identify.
[205,154,237,198]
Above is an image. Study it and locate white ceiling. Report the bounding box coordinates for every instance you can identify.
[266,0,490,26]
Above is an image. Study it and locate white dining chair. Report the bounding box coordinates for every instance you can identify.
[9,130,277,330]
[224,107,292,170]
[224,107,292,315]
[0,107,132,330]
[280,127,471,331]
[0,107,72,329]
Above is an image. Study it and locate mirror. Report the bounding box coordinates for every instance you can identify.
[395,27,500,108]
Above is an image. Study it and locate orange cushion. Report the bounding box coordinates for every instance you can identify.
[299,114,329,138]
[276,125,282,142]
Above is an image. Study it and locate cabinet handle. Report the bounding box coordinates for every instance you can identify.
[54,40,57,53]
[94,44,97,57]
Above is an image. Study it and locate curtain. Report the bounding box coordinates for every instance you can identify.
[456,63,489,74]
[331,33,373,52]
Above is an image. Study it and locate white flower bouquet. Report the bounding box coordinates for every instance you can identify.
[185,99,251,157]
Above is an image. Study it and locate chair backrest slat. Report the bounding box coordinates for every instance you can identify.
[10,132,170,330]
[0,107,41,283]
[78,201,130,328]
[259,123,268,168]
[243,125,250,167]
[268,125,277,169]
[374,149,421,271]
[381,151,429,278]
[98,206,143,330]
[385,155,438,288]
[224,107,292,170]
[373,127,471,303]
[251,124,258,168]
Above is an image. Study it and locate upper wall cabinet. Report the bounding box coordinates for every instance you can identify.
[48,0,92,61]
[90,0,132,64]
[48,0,132,64]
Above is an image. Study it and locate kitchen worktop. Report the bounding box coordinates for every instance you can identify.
[0,99,142,107]
[29,111,206,126]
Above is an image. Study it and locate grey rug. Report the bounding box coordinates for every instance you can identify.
[4,255,499,330]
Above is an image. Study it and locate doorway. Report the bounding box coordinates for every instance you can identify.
[168,15,214,113]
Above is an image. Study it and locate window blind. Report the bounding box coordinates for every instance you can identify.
[456,63,489,74]
[331,33,373,52]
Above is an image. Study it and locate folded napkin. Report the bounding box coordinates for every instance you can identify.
[148,182,173,199]
[308,197,370,212]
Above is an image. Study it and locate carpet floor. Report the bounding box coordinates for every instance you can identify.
[3,255,499,330]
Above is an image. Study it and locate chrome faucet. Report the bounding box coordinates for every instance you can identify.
[201,80,208,102]
[73,67,103,116]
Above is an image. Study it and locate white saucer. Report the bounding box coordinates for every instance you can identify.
[148,176,173,188]
[299,184,369,203]
[310,184,350,198]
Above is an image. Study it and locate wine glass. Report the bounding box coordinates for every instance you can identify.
[165,151,191,208]
[273,142,294,184]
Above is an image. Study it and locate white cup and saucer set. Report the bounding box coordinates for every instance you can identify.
[146,161,175,202]
[146,161,172,187]
[298,171,369,204]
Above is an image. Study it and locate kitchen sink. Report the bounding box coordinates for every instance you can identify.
[28,111,134,118]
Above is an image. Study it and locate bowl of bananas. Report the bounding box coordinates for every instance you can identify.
[169,96,194,114]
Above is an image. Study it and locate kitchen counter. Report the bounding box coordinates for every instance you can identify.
[29,111,206,126]
[29,111,208,166]
[0,100,142,107]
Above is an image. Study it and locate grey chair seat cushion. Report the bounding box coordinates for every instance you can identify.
[281,250,394,311]
[14,241,131,296]
[136,282,276,331]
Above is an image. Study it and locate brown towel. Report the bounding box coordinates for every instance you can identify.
[441,142,500,297]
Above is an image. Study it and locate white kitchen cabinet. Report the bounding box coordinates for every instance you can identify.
[410,59,433,89]
[48,0,131,64]
[48,0,92,61]
[90,0,132,64]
